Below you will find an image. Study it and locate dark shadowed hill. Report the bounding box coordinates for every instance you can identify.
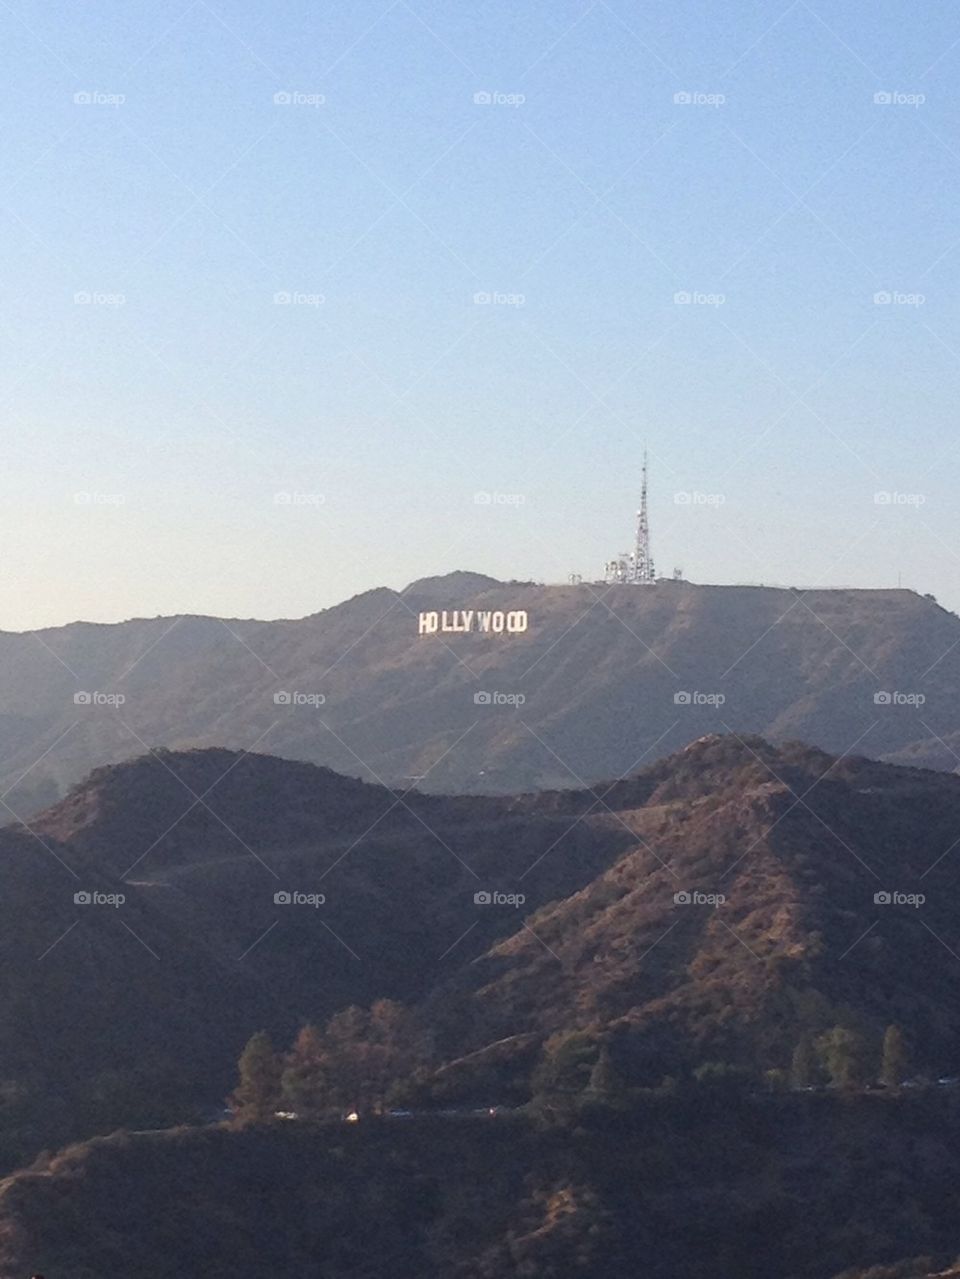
[4,735,960,1165]
[0,746,639,1166]
[4,1095,960,1279]
[0,574,959,816]
[2,740,960,1272]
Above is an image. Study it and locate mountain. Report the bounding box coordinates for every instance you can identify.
[0,574,959,816]
[4,734,960,1166]
[3,1094,960,1279]
[2,738,960,1273]
[418,733,960,1093]
[0,745,637,1166]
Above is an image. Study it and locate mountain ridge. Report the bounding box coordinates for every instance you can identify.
[0,572,957,816]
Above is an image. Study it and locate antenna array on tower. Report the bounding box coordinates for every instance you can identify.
[604,451,657,585]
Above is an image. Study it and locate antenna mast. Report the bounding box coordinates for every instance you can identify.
[632,450,656,583]
[604,450,657,585]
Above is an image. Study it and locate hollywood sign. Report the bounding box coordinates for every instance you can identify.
[418,609,529,635]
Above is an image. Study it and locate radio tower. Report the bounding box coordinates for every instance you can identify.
[631,450,656,583]
[603,450,657,584]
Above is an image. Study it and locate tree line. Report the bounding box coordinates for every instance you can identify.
[228,1013,920,1126]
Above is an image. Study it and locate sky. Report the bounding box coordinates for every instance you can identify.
[1,0,959,628]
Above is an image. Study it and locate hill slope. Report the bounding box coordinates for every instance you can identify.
[419,734,960,1089]
[3,1097,960,1279]
[5,736,960,1138]
[0,575,958,813]
[1,740,960,1273]
[0,746,637,1166]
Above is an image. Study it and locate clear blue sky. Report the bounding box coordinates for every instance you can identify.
[2,0,959,628]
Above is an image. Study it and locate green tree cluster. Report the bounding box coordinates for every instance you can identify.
[229,1001,431,1123]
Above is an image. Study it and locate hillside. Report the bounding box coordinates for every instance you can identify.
[3,1095,960,1278]
[1,739,960,1271]
[0,575,958,815]
[3,736,960,1170]
[418,734,960,1093]
[0,747,637,1167]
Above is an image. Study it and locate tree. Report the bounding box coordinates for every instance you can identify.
[586,1044,627,1106]
[816,1026,873,1090]
[280,1001,430,1117]
[880,1024,910,1088]
[531,1031,598,1119]
[230,1031,282,1124]
[790,1036,818,1089]
[281,1025,329,1116]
